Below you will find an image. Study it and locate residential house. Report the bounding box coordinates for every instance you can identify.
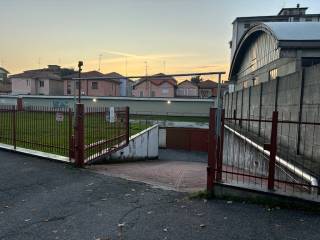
[104,72,133,97]
[11,70,63,96]
[176,80,198,98]
[64,71,120,97]
[0,67,11,95]
[132,73,177,98]
[198,80,227,99]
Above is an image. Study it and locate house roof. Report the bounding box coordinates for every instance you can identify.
[197,80,218,89]
[63,71,121,84]
[0,67,9,74]
[10,70,61,80]
[104,72,126,78]
[63,71,105,79]
[134,73,177,87]
[178,80,198,86]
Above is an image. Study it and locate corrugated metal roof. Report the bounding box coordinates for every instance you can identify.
[264,22,320,41]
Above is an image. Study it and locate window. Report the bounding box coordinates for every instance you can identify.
[162,88,169,96]
[244,23,251,29]
[67,89,71,95]
[92,81,98,89]
[139,91,143,97]
[306,18,313,22]
[151,91,155,97]
[293,17,300,22]
[39,80,44,87]
[269,68,278,81]
[26,80,30,86]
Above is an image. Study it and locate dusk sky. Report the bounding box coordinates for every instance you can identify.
[1,0,320,80]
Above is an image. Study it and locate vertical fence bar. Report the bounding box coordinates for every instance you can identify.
[125,107,130,145]
[268,111,278,190]
[74,103,85,167]
[207,108,217,193]
[68,108,73,161]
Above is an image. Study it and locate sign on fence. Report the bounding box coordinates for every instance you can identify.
[106,107,116,123]
[55,112,64,122]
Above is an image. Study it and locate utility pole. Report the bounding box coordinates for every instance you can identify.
[144,61,150,97]
[98,54,102,71]
[125,56,128,77]
[78,61,83,103]
[216,73,223,137]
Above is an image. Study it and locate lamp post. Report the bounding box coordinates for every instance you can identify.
[78,61,83,103]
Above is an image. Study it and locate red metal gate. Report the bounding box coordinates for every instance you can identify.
[208,108,320,202]
[166,127,208,152]
[0,100,129,167]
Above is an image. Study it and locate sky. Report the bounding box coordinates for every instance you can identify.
[0,0,320,81]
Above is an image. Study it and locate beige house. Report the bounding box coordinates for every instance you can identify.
[0,67,11,94]
[11,70,63,96]
[64,71,120,97]
[176,80,198,98]
[132,73,177,98]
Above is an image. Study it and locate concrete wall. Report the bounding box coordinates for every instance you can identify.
[0,96,214,116]
[224,63,320,162]
[109,125,159,161]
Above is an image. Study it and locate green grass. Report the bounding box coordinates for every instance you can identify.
[0,111,148,158]
[131,114,209,123]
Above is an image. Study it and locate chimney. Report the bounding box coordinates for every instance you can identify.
[297,3,300,9]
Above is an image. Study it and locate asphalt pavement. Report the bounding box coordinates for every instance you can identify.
[0,150,320,240]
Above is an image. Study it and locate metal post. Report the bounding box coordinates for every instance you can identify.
[216,109,225,182]
[267,111,278,190]
[74,103,85,167]
[207,108,217,193]
[17,97,23,111]
[77,61,83,103]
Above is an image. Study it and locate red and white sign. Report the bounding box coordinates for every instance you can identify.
[55,112,64,122]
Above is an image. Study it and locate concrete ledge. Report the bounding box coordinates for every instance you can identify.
[213,182,320,209]
[105,124,159,162]
[0,143,70,163]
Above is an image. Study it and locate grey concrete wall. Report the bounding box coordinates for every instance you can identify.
[224,63,320,163]
[0,96,214,117]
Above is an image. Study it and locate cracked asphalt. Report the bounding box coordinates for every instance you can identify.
[1,150,320,240]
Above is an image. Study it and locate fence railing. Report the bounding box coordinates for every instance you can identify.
[208,108,320,202]
[0,105,73,158]
[84,106,129,163]
[0,101,130,166]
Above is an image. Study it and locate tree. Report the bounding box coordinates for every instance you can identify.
[191,75,202,84]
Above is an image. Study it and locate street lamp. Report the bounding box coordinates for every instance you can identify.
[78,61,83,103]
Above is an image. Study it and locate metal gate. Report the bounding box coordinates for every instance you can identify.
[166,127,208,152]
[0,100,129,166]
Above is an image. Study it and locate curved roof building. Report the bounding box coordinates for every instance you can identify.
[229,22,320,91]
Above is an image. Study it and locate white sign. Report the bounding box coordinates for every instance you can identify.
[109,107,115,123]
[106,107,117,123]
[55,112,64,122]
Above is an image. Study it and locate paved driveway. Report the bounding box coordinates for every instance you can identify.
[1,150,320,240]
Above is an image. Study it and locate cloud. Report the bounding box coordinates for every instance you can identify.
[101,50,197,60]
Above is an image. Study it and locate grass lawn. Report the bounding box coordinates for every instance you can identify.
[0,111,149,158]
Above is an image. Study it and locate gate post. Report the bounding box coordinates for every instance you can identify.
[74,103,85,167]
[207,108,217,193]
[216,109,225,182]
[17,97,23,111]
[267,111,278,190]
